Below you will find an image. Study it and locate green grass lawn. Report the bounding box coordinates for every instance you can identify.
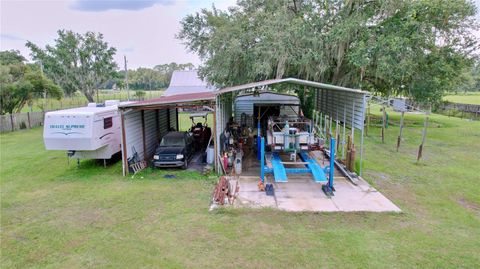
[1,111,479,268]
[443,92,480,105]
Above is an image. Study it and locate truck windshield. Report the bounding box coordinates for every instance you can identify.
[160,136,185,147]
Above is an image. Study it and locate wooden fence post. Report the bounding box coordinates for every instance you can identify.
[396,111,405,152]
[366,102,370,136]
[381,106,386,143]
[10,114,15,132]
[417,113,429,162]
[27,112,32,129]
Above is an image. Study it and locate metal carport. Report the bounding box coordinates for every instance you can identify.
[215,78,369,176]
[118,78,369,177]
[118,92,215,176]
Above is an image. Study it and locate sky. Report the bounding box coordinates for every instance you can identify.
[0,0,236,68]
[1,0,479,69]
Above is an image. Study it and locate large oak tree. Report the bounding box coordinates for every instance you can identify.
[178,0,479,104]
[27,30,117,102]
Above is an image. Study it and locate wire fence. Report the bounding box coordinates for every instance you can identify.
[1,90,165,133]
[0,111,46,133]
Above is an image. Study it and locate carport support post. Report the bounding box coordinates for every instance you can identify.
[322,137,336,197]
[257,107,261,160]
[329,138,335,189]
[213,107,218,173]
[120,110,128,176]
[342,104,346,159]
[260,137,265,182]
[359,95,366,177]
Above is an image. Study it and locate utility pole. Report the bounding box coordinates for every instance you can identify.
[124,55,130,101]
[40,61,47,111]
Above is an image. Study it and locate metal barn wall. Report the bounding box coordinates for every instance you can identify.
[316,89,366,130]
[124,109,172,162]
[169,108,178,130]
[124,110,143,160]
[234,93,300,122]
[157,109,170,139]
[143,110,157,159]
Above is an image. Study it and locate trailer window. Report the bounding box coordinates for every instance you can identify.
[104,117,113,129]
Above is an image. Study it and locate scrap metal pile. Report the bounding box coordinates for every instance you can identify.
[211,176,239,207]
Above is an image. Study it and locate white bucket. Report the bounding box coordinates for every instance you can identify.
[234,157,242,175]
[206,146,215,164]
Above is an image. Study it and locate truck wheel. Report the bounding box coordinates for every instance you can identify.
[182,159,188,170]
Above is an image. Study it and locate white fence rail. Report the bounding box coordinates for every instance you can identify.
[0,111,46,133]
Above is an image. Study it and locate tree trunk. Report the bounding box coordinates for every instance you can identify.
[84,91,94,103]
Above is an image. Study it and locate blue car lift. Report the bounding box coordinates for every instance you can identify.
[260,137,336,196]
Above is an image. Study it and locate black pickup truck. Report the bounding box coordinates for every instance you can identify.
[152,132,194,169]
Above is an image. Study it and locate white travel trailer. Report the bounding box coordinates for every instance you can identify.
[43,100,124,160]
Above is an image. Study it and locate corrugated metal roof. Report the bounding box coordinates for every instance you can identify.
[163,70,216,96]
[216,78,368,95]
[118,92,215,109]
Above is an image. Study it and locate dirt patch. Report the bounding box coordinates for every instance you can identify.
[50,207,116,229]
[371,174,427,215]
[457,198,480,216]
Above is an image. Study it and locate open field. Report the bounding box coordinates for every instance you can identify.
[1,112,479,268]
[443,92,480,105]
[178,112,214,131]
[20,90,164,113]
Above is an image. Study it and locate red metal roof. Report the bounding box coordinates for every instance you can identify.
[118,91,215,108]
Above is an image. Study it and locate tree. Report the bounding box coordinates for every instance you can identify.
[128,67,164,90]
[134,90,146,100]
[178,0,479,104]
[0,50,26,65]
[454,61,480,93]
[153,62,195,87]
[0,50,62,114]
[26,30,117,102]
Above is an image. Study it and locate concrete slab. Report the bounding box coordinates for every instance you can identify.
[235,176,277,208]
[230,149,400,212]
[235,175,401,213]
